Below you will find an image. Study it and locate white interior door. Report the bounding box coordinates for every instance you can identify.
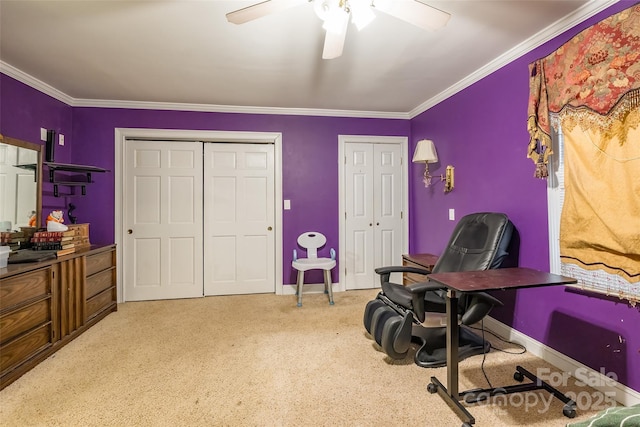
[123,140,203,301]
[345,143,376,289]
[203,143,275,295]
[345,142,404,289]
[373,144,404,270]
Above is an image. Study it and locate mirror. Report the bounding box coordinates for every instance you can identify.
[0,134,42,231]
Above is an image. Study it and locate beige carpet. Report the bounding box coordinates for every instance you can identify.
[0,289,605,426]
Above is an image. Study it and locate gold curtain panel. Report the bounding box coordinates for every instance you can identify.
[527,4,640,282]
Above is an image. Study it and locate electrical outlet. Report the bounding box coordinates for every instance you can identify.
[449,208,455,221]
[40,128,47,141]
[59,134,65,146]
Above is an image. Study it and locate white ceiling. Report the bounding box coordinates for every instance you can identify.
[0,0,614,117]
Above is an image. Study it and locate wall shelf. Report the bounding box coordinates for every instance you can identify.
[43,162,109,197]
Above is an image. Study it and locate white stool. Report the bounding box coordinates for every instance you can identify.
[292,232,336,307]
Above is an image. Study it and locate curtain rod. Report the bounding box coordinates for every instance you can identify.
[565,284,638,307]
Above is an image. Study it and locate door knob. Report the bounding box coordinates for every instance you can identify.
[369,223,372,226]
[267,226,273,231]
[127,229,133,234]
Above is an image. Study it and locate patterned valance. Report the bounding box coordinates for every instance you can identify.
[527,3,640,178]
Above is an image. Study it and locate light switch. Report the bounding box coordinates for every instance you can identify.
[40,128,47,141]
[449,209,455,221]
[59,134,65,146]
[284,200,291,210]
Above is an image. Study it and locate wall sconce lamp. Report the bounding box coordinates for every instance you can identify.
[443,165,455,193]
[412,139,455,193]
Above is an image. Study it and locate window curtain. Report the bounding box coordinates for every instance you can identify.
[527,4,640,283]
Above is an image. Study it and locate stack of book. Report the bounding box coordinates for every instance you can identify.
[0,227,37,251]
[31,230,76,256]
[66,223,91,251]
[0,232,25,251]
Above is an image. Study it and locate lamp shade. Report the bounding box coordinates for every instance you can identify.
[412,139,438,163]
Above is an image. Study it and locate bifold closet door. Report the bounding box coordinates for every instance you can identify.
[123,140,203,301]
[203,143,275,296]
[344,143,403,290]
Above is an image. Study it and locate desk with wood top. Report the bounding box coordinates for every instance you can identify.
[425,267,578,427]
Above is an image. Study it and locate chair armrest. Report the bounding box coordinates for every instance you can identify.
[375,266,430,288]
[374,266,430,276]
[460,292,503,325]
[404,281,446,322]
[405,281,446,294]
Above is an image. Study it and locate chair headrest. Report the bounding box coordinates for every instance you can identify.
[297,232,327,248]
[433,212,514,273]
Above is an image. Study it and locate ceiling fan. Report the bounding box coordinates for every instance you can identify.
[226,0,451,59]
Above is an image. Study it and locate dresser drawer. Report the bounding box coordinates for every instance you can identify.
[0,323,51,374]
[0,245,116,390]
[0,268,51,310]
[85,250,114,277]
[85,268,115,299]
[0,298,51,345]
[86,287,116,321]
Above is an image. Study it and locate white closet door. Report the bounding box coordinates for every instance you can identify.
[204,143,275,295]
[345,143,376,289]
[344,142,404,290]
[123,140,203,301]
[373,144,404,270]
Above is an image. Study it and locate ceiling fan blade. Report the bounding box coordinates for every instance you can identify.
[375,0,451,31]
[322,21,348,59]
[226,0,306,24]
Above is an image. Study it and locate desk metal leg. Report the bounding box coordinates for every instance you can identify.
[428,290,476,426]
[460,365,577,419]
[446,290,459,397]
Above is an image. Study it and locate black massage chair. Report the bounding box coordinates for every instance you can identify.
[363,212,515,367]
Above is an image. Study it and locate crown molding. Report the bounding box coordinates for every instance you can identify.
[0,60,407,120]
[0,61,75,106]
[70,98,410,120]
[408,0,620,119]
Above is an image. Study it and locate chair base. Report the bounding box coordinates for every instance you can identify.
[364,296,491,367]
[412,325,490,368]
[296,269,334,307]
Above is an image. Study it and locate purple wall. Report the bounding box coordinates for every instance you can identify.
[1,0,637,392]
[409,1,639,391]
[0,75,73,223]
[2,75,410,285]
[70,108,409,286]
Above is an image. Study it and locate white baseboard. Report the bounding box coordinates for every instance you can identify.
[484,316,640,407]
[281,283,340,296]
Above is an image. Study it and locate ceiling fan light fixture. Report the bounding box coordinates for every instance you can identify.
[313,0,335,21]
[322,5,349,34]
[350,0,375,31]
[227,0,451,60]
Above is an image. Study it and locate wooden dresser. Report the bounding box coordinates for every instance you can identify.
[0,244,117,390]
[402,253,439,285]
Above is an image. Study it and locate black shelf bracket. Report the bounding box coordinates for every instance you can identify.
[44,162,108,197]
